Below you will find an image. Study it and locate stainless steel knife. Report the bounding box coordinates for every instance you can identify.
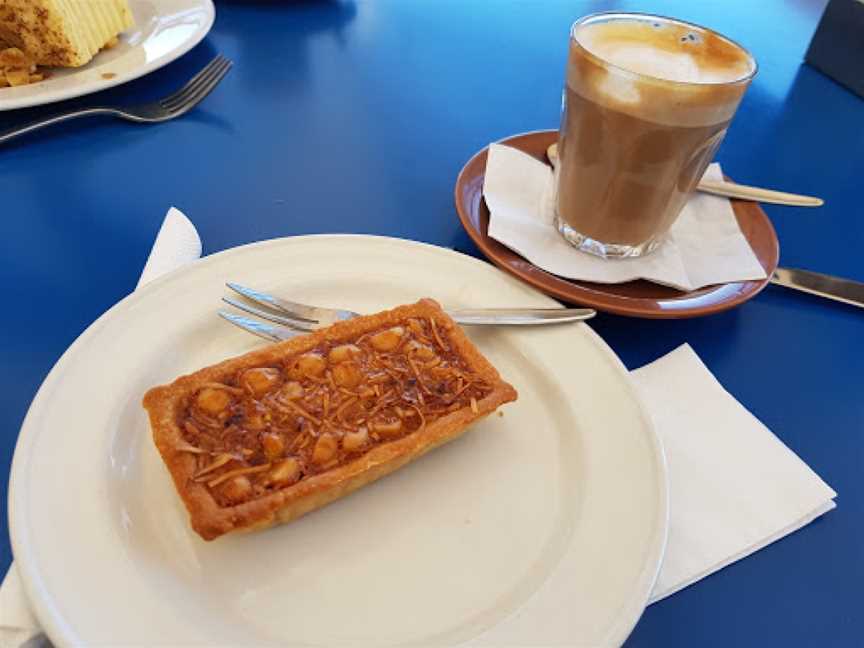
[771,267,864,309]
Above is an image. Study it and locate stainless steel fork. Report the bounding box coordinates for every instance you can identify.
[218,282,596,342]
[0,55,233,145]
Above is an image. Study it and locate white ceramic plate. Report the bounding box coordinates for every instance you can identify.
[10,236,668,647]
[0,0,215,111]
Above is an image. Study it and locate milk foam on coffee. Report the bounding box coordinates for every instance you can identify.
[568,18,754,126]
[576,22,752,84]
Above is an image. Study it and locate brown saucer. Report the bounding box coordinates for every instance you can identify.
[454,130,780,318]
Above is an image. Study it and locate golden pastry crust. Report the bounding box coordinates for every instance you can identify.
[143,298,517,540]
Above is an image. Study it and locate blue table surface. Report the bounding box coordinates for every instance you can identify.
[1,0,861,645]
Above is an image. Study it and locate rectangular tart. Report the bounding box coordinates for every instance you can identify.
[143,298,518,540]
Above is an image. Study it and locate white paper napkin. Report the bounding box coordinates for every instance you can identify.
[135,206,202,289]
[484,143,768,291]
[0,214,836,644]
[0,568,40,648]
[0,207,202,648]
[632,344,837,602]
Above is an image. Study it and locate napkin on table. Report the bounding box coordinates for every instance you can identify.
[631,344,836,601]
[0,209,836,645]
[135,206,202,289]
[0,207,201,648]
[484,143,768,292]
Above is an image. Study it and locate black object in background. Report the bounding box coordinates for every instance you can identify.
[805,0,864,99]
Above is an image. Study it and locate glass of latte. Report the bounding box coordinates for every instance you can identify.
[555,13,756,258]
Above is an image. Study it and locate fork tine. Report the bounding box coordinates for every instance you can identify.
[164,57,231,109]
[162,58,232,114]
[175,59,231,112]
[218,311,298,343]
[226,283,323,322]
[223,296,319,331]
[160,55,226,108]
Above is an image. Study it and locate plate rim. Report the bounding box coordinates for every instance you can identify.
[9,234,668,647]
[454,129,781,318]
[0,0,216,112]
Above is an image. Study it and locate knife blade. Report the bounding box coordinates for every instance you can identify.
[770,267,864,309]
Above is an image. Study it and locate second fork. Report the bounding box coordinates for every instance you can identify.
[0,54,232,145]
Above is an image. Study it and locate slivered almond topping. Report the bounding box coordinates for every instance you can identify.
[193,454,233,479]
[408,405,426,431]
[335,396,358,421]
[178,317,495,507]
[275,398,322,426]
[452,380,472,399]
[207,463,271,488]
[175,441,206,454]
[407,357,432,394]
[430,317,448,351]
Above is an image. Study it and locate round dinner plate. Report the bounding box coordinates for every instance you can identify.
[455,130,780,318]
[0,0,215,111]
[10,236,667,647]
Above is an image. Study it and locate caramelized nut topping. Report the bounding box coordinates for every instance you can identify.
[262,433,285,461]
[287,353,327,380]
[312,433,338,465]
[241,367,281,396]
[370,327,404,352]
[179,318,492,507]
[332,362,363,388]
[220,476,252,504]
[0,48,41,87]
[342,426,369,452]
[279,381,304,400]
[269,457,301,486]
[196,387,232,416]
[328,344,361,363]
[404,339,436,360]
[371,416,402,438]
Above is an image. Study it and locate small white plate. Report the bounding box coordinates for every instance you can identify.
[10,236,668,647]
[0,0,215,111]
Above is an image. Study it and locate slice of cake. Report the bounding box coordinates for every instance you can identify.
[0,0,133,68]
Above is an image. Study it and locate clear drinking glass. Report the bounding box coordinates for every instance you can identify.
[555,13,756,258]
